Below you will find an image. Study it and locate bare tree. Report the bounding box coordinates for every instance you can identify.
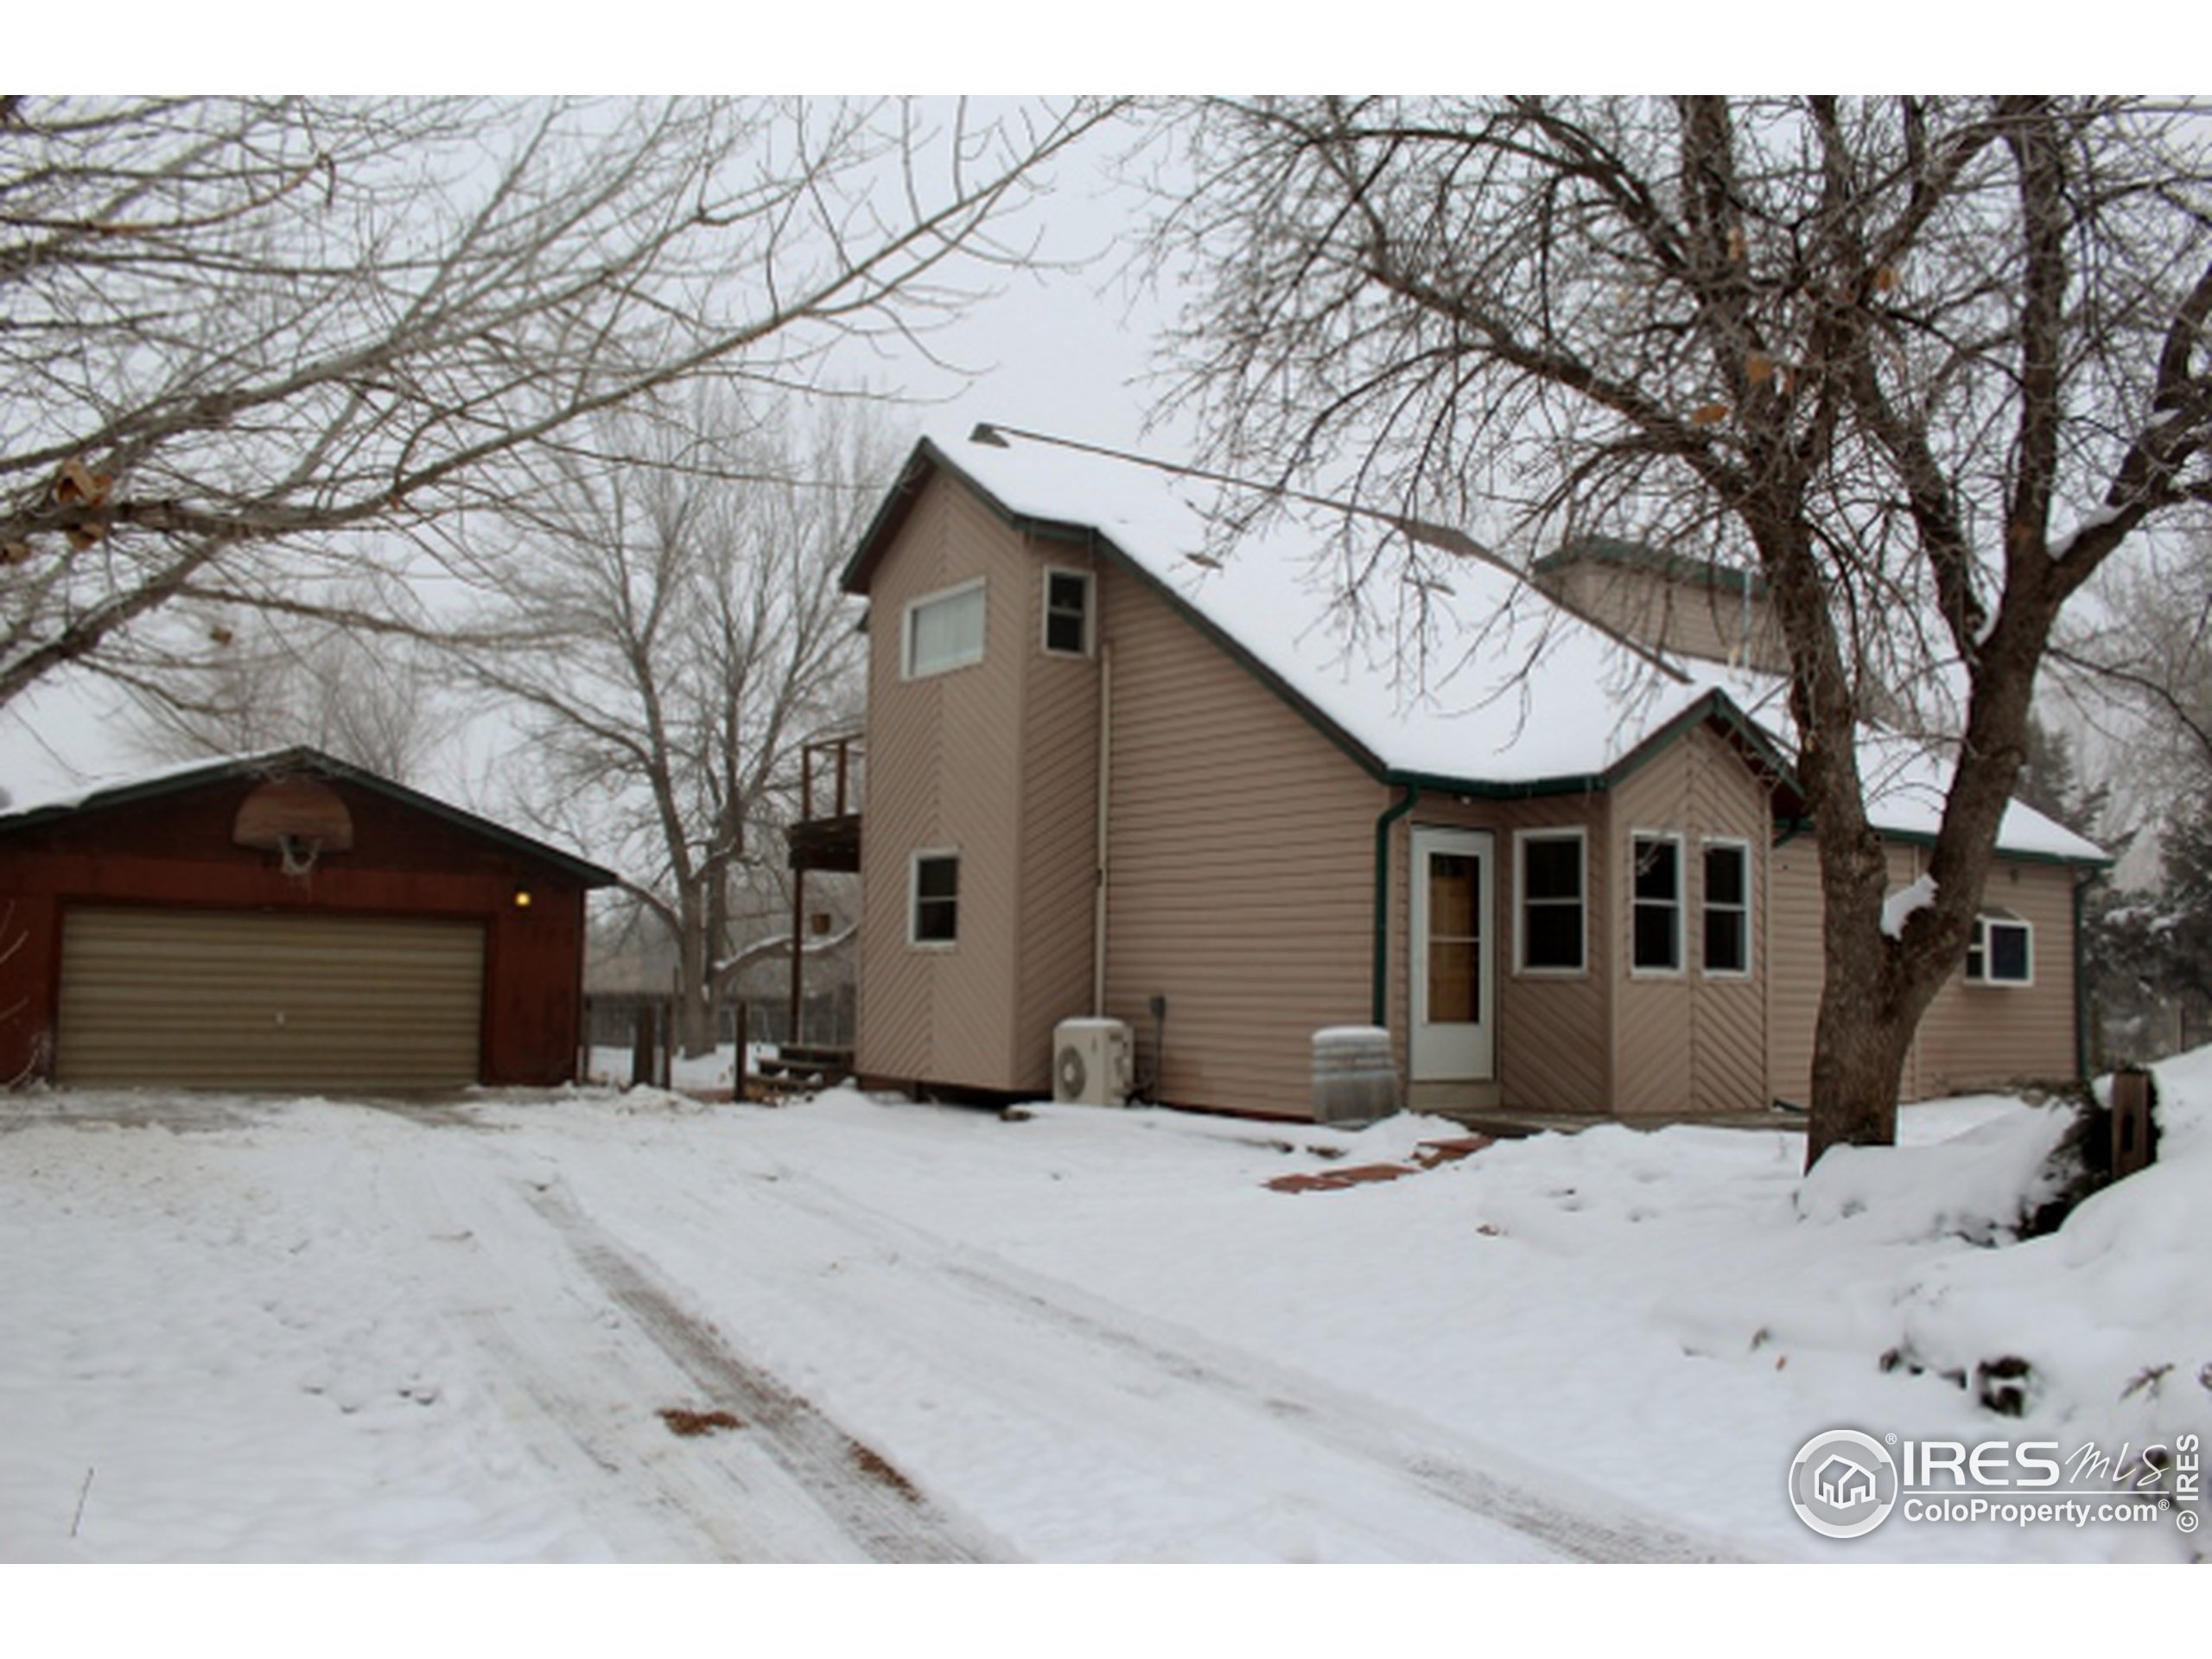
[0,95,1111,712]
[114,583,462,784]
[456,397,884,1057]
[2056,531,2212,803]
[1147,97,2212,1163]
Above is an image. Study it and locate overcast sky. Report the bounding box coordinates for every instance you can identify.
[0,100,1177,809]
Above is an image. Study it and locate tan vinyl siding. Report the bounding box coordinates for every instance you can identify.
[854,473,1028,1090]
[1766,839,2078,1105]
[1386,794,1612,1115]
[1607,724,1771,1116]
[55,907,483,1089]
[1098,563,1382,1117]
[1012,543,1105,1094]
[1916,856,2079,1092]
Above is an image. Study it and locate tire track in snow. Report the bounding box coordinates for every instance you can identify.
[518,1180,1001,1564]
[727,1163,1744,1563]
[391,1142,1001,1562]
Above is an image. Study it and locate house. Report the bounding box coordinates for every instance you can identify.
[0,747,617,1091]
[1814,1455,1878,1510]
[832,427,2107,1122]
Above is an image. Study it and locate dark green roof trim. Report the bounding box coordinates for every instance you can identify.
[0,747,621,887]
[1859,824,2112,871]
[1535,535,1767,599]
[849,440,2093,867]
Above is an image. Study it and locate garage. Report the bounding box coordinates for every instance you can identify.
[55,908,487,1090]
[0,747,617,1092]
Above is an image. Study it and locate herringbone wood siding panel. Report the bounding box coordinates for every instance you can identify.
[1098,564,1382,1116]
[854,474,1027,1089]
[1608,725,1771,1116]
[1765,839,1825,1108]
[55,907,484,1088]
[1386,793,1612,1115]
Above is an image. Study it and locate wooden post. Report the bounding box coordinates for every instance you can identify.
[629,1001,654,1089]
[2111,1068,2156,1179]
[789,867,807,1051]
[663,972,677,1090]
[734,1001,749,1099]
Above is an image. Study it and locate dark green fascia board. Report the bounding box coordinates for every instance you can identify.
[0,746,621,887]
[1857,824,2112,872]
[853,441,1812,810]
[1534,535,1767,599]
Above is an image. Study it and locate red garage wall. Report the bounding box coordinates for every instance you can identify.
[0,770,595,1088]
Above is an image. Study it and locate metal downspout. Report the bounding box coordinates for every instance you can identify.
[1373,781,1422,1026]
[1094,639,1112,1017]
[2074,870,2092,1078]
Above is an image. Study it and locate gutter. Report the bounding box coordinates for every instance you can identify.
[1094,637,1112,1017]
[1372,782,1423,1026]
[2073,869,2094,1078]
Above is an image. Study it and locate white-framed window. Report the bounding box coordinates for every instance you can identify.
[1966,912,2033,986]
[1041,567,1093,658]
[902,578,986,680]
[1701,837,1751,978]
[1515,828,1586,975]
[1630,832,1684,975]
[909,850,960,946]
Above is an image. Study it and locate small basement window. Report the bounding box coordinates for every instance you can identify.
[910,852,960,946]
[1516,829,1586,973]
[1630,833,1682,974]
[1702,839,1751,977]
[1966,912,2032,985]
[903,580,986,679]
[1042,569,1093,657]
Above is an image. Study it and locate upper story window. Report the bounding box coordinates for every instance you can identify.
[1701,838,1751,977]
[1966,912,2032,985]
[903,579,986,680]
[1630,832,1683,974]
[1042,568,1093,658]
[1516,829,1586,974]
[910,851,960,946]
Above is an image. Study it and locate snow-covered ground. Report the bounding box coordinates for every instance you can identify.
[3,1055,2206,1570]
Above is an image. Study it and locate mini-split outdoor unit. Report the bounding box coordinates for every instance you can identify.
[1052,1017,1132,1107]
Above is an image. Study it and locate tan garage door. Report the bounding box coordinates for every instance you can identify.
[55,907,486,1090]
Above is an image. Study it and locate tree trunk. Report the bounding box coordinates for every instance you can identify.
[676,896,717,1060]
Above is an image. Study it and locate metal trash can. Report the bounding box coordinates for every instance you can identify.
[1313,1026,1398,1125]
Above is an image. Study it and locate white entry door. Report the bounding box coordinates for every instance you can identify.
[1410,827,1495,1081]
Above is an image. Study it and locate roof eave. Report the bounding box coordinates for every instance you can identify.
[0,746,621,887]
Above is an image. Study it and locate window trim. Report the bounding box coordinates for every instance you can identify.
[901,577,987,681]
[1040,566,1095,659]
[1965,912,2034,987]
[907,849,961,949]
[1513,827,1588,977]
[1629,830,1686,978]
[1700,836,1753,980]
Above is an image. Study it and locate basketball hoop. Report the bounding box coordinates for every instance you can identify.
[276,834,321,878]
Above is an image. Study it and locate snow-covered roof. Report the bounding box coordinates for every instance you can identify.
[0,745,620,884]
[853,427,2105,865]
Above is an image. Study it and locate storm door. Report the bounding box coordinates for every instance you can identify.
[1410,827,1495,1079]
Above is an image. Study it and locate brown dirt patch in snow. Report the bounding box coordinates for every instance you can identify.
[658,1406,745,1438]
[1264,1135,1492,1194]
[848,1442,922,1501]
